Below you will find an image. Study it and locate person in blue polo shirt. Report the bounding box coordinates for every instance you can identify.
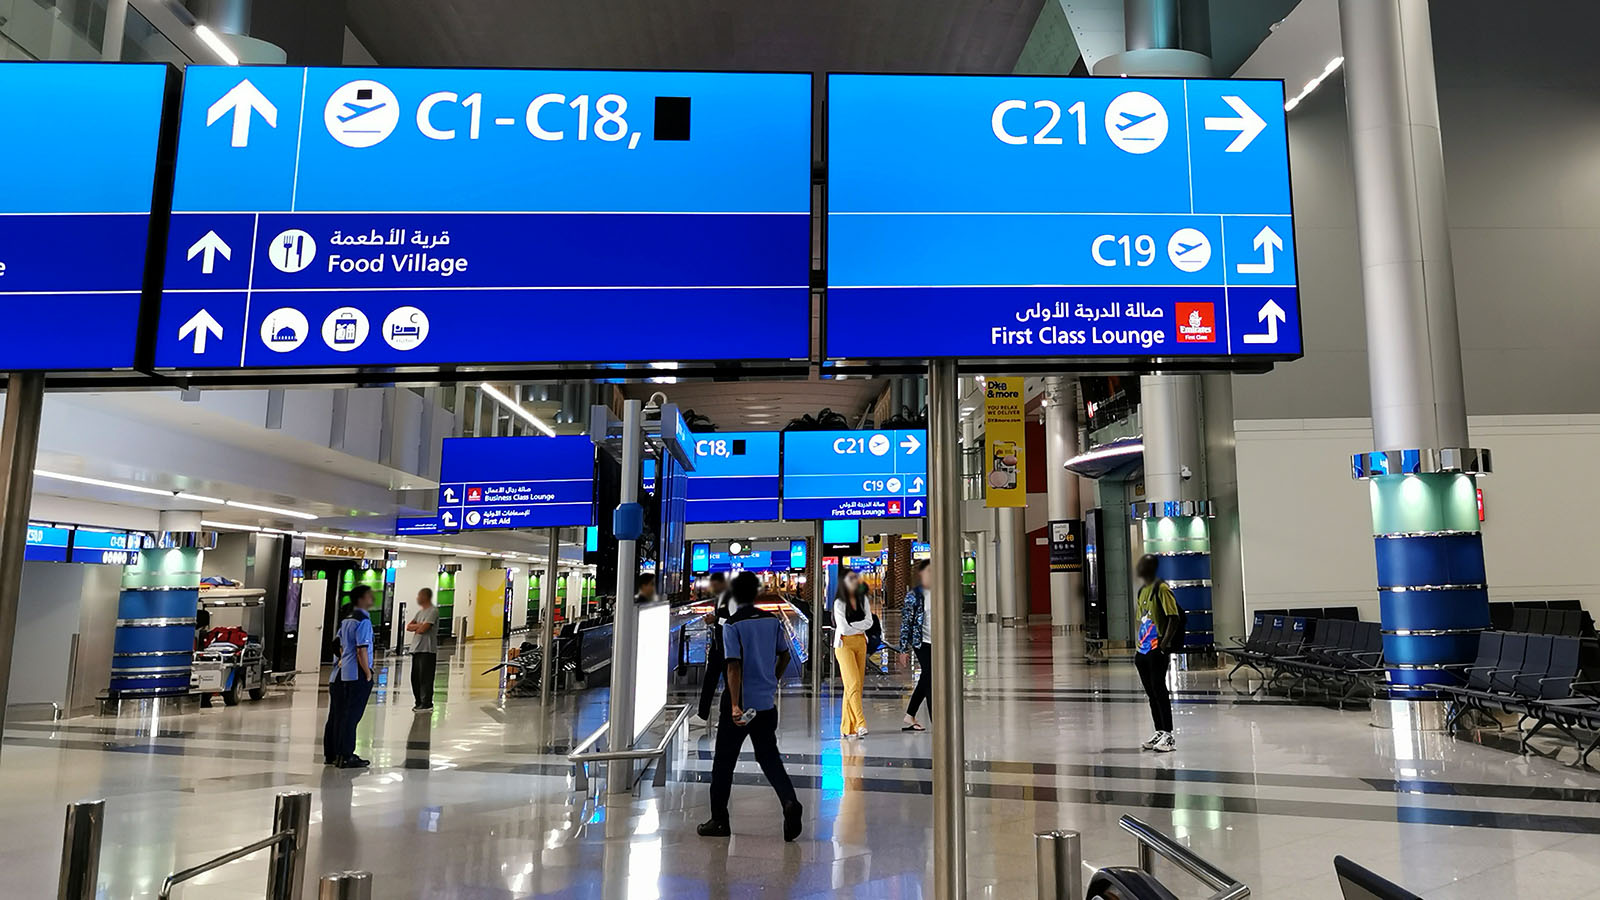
[323,585,375,769]
[698,572,803,841]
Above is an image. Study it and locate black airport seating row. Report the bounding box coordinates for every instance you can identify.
[1499,606,1587,638]
[1227,616,1385,704]
[1428,630,1600,765]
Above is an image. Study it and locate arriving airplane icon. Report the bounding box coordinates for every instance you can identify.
[1116,111,1158,131]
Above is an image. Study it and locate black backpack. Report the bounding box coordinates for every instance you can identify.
[1163,582,1189,652]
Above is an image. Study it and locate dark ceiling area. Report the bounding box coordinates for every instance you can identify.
[347,0,1047,73]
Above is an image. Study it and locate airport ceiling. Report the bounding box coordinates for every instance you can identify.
[346,0,1048,72]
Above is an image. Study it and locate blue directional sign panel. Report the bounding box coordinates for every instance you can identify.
[437,435,596,531]
[70,529,145,565]
[686,432,780,523]
[24,525,71,563]
[394,516,442,536]
[826,75,1299,361]
[782,430,928,519]
[0,63,171,370]
[156,67,812,369]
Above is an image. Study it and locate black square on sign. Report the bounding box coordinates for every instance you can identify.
[357,88,373,101]
[655,97,691,141]
[731,439,746,456]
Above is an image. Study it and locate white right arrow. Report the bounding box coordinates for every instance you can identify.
[899,433,922,455]
[178,309,224,354]
[206,79,278,148]
[1204,95,1267,152]
[1242,298,1287,345]
[1235,226,1283,275]
[186,231,231,274]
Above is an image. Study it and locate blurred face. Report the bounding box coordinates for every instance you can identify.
[843,572,861,594]
[356,591,374,610]
[416,590,433,607]
[639,580,656,599]
[916,567,930,589]
[1136,559,1158,585]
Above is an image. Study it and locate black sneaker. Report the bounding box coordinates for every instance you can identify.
[337,755,371,769]
[697,819,731,837]
[783,801,803,842]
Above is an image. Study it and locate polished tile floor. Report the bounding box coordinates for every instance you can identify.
[5,624,1600,898]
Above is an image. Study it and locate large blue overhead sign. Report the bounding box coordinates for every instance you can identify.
[783,430,928,519]
[156,67,812,369]
[826,74,1300,361]
[687,432,780,523]
[0,63,171,370]
[437,435,596,531]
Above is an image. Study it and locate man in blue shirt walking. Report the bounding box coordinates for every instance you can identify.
[323,585,376,769]
[698,572,803,841]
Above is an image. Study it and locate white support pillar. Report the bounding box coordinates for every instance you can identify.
[1044,376,1084,634]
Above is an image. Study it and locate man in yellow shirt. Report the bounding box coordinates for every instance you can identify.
[1134,555,1182,753]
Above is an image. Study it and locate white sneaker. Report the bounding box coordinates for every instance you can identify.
[856,727,869,738]
[1153,732,1176,753]
[1141,731,1164,750]
[690,714,709,729]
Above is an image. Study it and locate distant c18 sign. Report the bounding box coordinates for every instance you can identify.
[156,67,812,369]
[826,74,1301,363]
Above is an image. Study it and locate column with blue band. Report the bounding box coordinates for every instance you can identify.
[110,546,204,698]
[1356,452,1491,697]
[1134,501,1214,651]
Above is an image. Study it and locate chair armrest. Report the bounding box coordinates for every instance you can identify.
[1350,651,1383,662]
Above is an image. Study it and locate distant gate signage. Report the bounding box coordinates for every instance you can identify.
[437,435,596,531]
[826,74,1300,362]
[1049,519,1083,573]
[0,63,172,370]
[156,67,813,369]
[782,430,928,519]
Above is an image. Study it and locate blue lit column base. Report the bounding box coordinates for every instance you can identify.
[1132,501,1214,651]
[1354,450,1492,698]
[110,546,203,698]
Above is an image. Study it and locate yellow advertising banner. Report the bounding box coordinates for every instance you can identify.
[983,376,1027,507]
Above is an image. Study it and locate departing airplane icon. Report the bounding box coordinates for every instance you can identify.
[1173,241,1203,256]
[1115,111,1158,131]
[336,101,388,124]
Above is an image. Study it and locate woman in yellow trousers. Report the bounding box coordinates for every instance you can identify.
[832,570,873,739]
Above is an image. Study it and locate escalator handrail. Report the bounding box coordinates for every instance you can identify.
[1118,815,1249,899]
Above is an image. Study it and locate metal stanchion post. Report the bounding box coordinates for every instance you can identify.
[57,799,104,900]
[810,520,824,713]
[928,359,967,900]
[0,372,44,754]
[266,791,312,900]
[606,399,643,793]
[317,871,373,900]
[1035,830,1083,900]
[540,528,559,711]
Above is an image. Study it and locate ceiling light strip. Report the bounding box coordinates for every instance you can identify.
[1284,57,1344,112]
[479,383,556,436]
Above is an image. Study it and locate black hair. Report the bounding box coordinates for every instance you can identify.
[708,572,727,585]
[731,571,760,605]
[350,585,374,602]
[1135,554,1160,582]
[417,587,433,599]
[638,572,656,588]
[913,560,930,573]
[834,567,859,606]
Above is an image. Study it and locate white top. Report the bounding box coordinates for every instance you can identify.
[921,588,933,647]
[832,596,873,648]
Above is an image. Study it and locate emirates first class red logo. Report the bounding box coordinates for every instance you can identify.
[1175,302,1216,343]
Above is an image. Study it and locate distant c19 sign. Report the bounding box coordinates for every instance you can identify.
[156,67,812,370]
[825,74,1301,363]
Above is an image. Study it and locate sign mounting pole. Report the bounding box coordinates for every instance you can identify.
[927,359,967,899]
[606,399,644,793]
[0,372,44,755]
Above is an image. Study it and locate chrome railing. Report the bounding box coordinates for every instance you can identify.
[1119,815,1250,899]
[568,703,693,793]
[1035,816,1249,900]
[157,791,311,899]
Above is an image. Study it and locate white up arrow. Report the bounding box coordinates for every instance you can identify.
[911,476,925,492]
[1242,299,1287,345]
[441,511,458,528]
[909,499,925,516]
[899,433,923,454]
[1203,95,1266,152]
[186,230,231,274]
[206,79,278,148]
[1235,226,1283,275]
[178,309,224,354]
